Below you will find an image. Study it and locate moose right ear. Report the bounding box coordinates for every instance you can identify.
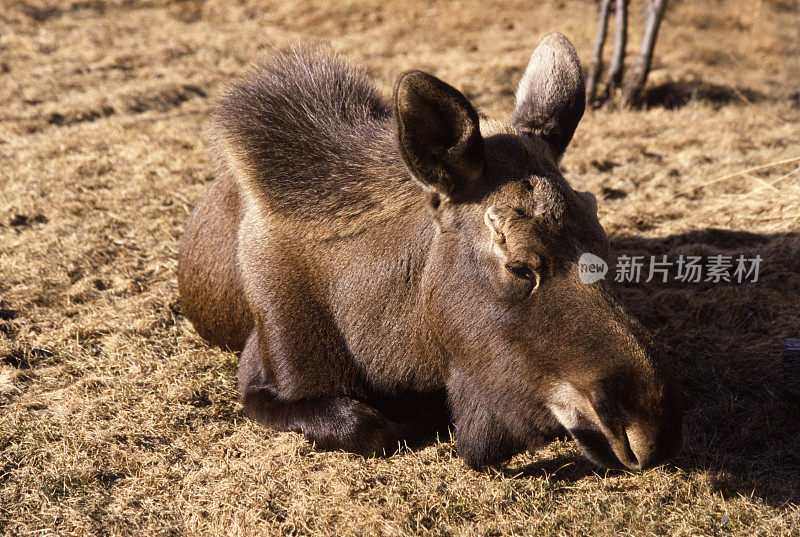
[394,71,484,199]
[511,33,585,162]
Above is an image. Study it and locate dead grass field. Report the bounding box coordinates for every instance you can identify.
[1,0,799,535]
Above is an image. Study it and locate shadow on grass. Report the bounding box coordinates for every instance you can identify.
[642,79,766,110]
[503,451,616,483]
[607,229,800,507]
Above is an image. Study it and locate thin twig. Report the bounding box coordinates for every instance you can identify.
[741,167,800,200]
[768,167,800,187]
[673,155,800,198]
[745,173,781,192]
[741,213,800,220]
[732,170,798,205]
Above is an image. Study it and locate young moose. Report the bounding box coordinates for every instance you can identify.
[179,34,684,470]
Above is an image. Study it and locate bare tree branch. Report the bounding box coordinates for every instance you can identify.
[622,0,668,107]
[586,0,613,107]
[604,0,629,102]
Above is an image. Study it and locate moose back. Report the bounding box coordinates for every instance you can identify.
[178,34,684,470]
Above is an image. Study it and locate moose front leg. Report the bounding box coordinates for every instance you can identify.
[237,330,404,456]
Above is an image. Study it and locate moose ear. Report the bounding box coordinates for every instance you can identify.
[511,33,585,162]
[394,70,484,198]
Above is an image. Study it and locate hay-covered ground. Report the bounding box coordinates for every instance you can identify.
[1,0,799,535]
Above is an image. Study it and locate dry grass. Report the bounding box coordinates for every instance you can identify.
[1,0,799,535]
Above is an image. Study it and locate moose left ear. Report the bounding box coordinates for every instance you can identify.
[511,33,585,162]
[394,70,485,199]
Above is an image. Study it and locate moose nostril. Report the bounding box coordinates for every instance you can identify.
[622,427,643,470]
[625,425,661,471]
[624,422,684,471]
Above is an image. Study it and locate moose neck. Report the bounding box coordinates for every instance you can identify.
[318,136,449,389]
[235,118,450,389]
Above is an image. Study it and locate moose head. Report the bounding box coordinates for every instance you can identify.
[393,34,684,470]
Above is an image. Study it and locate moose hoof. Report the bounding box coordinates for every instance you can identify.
[305,398,403,457]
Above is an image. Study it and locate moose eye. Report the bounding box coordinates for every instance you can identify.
[505,264,533,280]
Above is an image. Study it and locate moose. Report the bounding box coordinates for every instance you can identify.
[178,34,684,470]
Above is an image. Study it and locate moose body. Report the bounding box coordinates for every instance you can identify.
[178,35,684,470]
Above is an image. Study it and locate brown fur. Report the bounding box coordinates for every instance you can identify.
[178,35,683,470]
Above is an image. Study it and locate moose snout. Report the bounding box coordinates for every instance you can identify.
[571,412,684,472]
[620,418,685,471]
[548,381,684,471]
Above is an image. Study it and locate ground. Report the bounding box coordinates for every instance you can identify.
[1,0,799,535]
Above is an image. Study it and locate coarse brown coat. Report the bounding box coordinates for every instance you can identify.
[178,34,684,470]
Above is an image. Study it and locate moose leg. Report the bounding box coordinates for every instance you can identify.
[178,174,252,351]
[237,330,404,456]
